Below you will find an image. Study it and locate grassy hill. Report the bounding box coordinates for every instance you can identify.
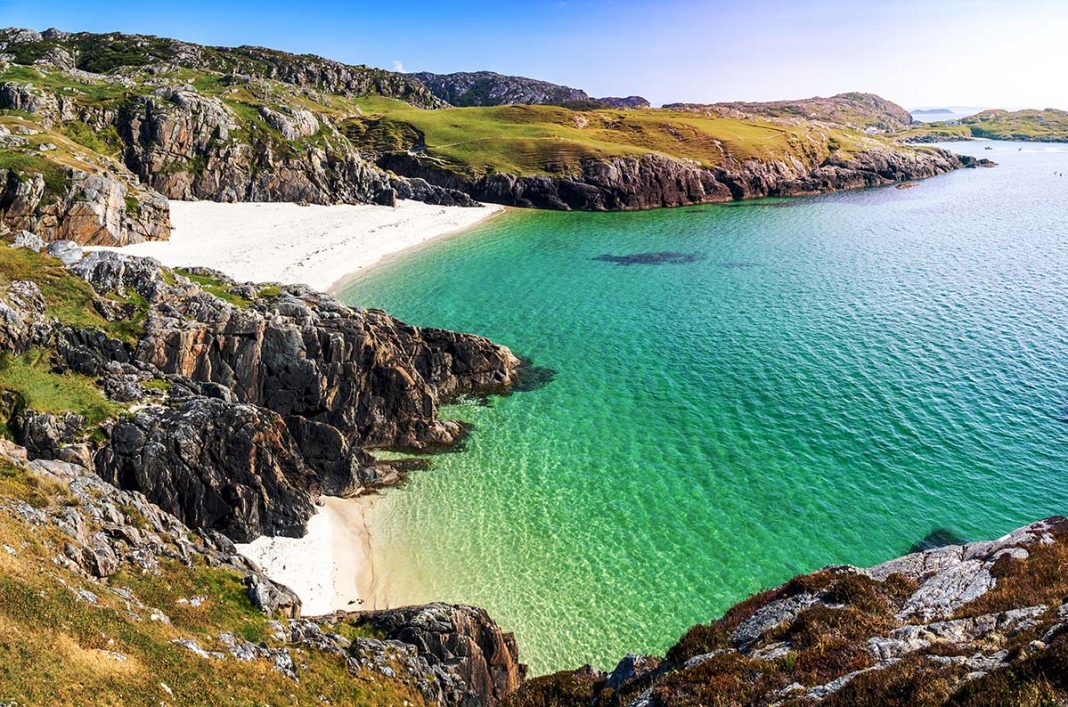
[345,97,884,179]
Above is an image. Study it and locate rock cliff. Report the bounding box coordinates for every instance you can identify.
[0,243,519,542]
[381,146,978,212]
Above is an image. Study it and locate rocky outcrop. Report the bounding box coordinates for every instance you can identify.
[95,398,317,542]
[0,28,441,108]
[412,71,593,107]
[596,96,652,110]
[361,603,528,707]
[50,250,521,540]
[0,434,522,705]
[381,146,971,212]
[0,165,170,245]
[508,517,1068,706]
[411,71,650,110]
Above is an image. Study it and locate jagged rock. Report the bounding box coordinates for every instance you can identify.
[259,105,320,141]
[380,147,965,212]
[14,409,85,461]
[361,603,527,707]
[45,240,82,265]
[0,277,49,352]
[604,654,662,692]
[95,397,317,542]
[245,573,302,619]
[0,163,170,247]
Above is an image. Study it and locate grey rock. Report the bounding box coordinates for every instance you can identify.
[46,240,83,265]
[12,231,44,251]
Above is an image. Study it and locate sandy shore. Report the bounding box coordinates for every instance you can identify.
[104,198,504,615]
[92,199,503,293]
[235,497,378,616]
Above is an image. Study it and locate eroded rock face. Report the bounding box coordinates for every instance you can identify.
[381,147,968,212]
[64,251,520,540]
[95,398,317,542]
[116,85,464,207]
[509,517,1068,707]
[0,166,170,246]
[362,603,528,707]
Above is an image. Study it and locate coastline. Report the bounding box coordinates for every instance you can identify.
[89,199,505,295]
[235,496,379,616]
[102,198,507,617]
[325,203,510,295]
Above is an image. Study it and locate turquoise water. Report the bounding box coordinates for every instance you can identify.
[340,142,1068,675]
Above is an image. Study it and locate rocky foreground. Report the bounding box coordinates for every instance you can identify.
[0,236,525,704]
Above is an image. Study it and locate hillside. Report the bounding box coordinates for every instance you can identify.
[410,70,651,109]
[0,28,980,243]
[904,109,1068,143]
[348,96,976,210]
[665,92,915,133]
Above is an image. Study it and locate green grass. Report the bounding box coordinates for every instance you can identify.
[175,268,251,308]
[0,245,104,330]
[0,458,423,705]
[347,99,869,178]
[0,348,122,428]
[61,122,123,158]
[0,64,135,105]
[0,245,149,345]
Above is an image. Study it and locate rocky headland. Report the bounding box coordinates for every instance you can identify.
[0,234,525,704]
[508,518,1068,706]
[0,28,994,248]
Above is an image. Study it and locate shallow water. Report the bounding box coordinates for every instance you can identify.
[339,141,1068,674]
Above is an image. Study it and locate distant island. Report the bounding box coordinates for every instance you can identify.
[904,108,1068,143]
[912,108,954,114]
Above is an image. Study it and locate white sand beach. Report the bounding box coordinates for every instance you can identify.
[93,199,503,293]
[235,497,378,616]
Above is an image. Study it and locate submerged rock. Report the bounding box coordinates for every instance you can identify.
[593,251,706,266]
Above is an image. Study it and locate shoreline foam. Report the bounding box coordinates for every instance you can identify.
[90,199,504,294]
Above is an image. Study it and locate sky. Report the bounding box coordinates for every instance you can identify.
[1,0,1066,109]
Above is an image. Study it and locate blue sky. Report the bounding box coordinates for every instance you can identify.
[1,0,1066,108]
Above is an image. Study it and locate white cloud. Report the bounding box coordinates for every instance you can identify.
[392,60,406,73]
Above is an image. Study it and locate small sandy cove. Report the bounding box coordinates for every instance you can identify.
[93,198,503,294]
[98,197,503,615]
[235,498,377,616]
